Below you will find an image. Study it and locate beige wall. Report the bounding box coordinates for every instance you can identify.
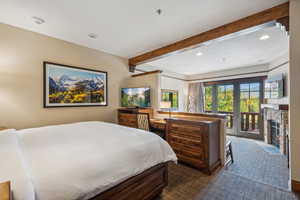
[0,23,131,129]
[290,0,300,183]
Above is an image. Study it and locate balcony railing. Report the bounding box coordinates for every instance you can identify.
[217,111,259,132]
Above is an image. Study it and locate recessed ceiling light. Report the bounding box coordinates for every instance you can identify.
[32,16,45,25]
[88,33,98,39]
[259,34,270,41]
[196,52,203,56]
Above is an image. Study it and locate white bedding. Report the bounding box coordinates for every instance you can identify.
[0,129,35,200]
[16,121,177,200]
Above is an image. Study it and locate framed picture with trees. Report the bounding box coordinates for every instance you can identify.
[43,62,107,108]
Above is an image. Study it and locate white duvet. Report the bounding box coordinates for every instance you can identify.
[15,121,177,200]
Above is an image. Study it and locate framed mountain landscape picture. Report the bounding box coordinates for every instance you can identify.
[43,62,107,107]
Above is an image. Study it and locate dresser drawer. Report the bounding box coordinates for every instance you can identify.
[170,141,204,157]
[118,113,137,128]
[169,124,207,139]
[169,135,202,148]
[176,154,206,168]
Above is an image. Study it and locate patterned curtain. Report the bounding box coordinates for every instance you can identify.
[187,82,204,113]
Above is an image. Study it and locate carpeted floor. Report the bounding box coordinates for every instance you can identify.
[154,136,298,200]
[155,163,299,200]
[198,171,299,200]
[227,136,290,190]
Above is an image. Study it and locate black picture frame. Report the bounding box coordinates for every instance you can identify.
[43,62,108,108]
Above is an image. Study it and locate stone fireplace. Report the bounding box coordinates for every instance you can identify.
[262,104,289,156]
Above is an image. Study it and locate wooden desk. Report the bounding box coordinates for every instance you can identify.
[0,181,11,200]
[0,127,7,131]
[150,118,166,131]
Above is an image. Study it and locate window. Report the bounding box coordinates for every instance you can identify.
[240,83,260,113]
[204,86,213,112]
[217,85,234,112]
[161,90,178,110]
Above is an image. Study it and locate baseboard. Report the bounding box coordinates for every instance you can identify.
[292,179,300,192]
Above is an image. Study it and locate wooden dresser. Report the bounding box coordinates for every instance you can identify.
[165,118,220,174]
[118,108,154,128]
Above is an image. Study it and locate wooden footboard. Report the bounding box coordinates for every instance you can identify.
[90,162,168,200]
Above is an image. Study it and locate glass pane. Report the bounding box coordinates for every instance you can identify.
[249,91,260,113]
[240,83,260,114]
[240,84,249,92]
[172,92,178,108]
[161,90,178,109]
[204,86,212,111]
[250,83,260,91]
[240,91,249,99]
[217,85,233,112]
[240,92,249,113]
[162,92,170,101]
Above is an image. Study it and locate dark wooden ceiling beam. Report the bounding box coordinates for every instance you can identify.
[129,2,289,69]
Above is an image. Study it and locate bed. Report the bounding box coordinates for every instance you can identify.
[0,121,177,200]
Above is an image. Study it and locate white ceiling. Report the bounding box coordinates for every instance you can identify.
[0,0,288,58]
[138,25,289,75]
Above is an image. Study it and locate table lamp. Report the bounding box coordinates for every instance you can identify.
[160,101,172,118]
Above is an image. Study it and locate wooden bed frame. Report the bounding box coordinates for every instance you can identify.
[90,162,168,200]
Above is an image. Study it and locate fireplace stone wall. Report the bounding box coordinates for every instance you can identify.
[263,105,289,155]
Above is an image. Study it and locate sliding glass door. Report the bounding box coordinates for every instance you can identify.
[204,78,264,140]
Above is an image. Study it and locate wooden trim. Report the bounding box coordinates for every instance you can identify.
[129,2,289,66]
[0,181,11,200]
[132,70,162,77]
[203,76,267,86]
[292,179,300,193]
[90,162,168,200]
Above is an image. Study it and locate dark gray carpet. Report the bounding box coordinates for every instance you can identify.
[227,136,289,190]
[155,136,294,200]
[197,171,299,200]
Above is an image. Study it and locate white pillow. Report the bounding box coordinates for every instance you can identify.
[0,129,35,200]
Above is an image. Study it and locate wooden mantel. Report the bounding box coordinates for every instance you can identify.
[128,2,289,71]
[261,104,289,111]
